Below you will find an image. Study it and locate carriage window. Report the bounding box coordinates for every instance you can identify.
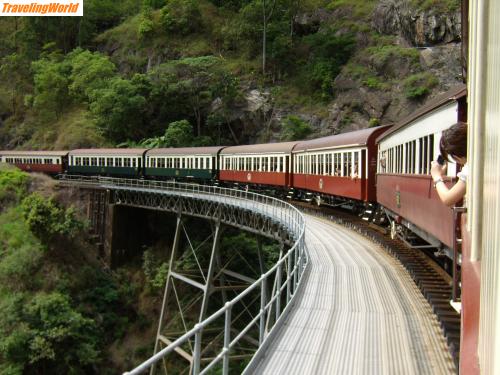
[411,141,416,174]
[353,152,359,177]
[419,136,433,174]
[132,158,137,168]
[389,148,394,173]
[107,158,113,167]
[279,157,283,173]
[429,134,434,170]
[115,158,122,167]
[123,158,131,167]
[158,158,165,168]
[98,157,104,166]
[262,157,268,172]
[90,157,97,166]
[346,152,352,177]
[76,157,82,166]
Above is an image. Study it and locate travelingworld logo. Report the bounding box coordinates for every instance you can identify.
[1,0,82,16]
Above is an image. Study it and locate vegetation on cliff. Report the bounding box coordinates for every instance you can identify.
[0,0,461,149]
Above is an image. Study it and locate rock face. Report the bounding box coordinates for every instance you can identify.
[248,1,463,142]
[372,0,461,46]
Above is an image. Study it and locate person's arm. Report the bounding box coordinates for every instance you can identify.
[430,161,466,207]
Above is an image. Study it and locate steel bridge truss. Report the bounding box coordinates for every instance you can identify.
[57,175,307,375]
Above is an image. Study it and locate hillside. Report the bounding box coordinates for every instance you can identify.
[0,0,462,149]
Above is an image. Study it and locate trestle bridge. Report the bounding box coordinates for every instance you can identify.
[58,175,455,375]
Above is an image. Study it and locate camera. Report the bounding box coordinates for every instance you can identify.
[437,155,445,165]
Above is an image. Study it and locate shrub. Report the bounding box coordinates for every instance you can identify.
[138,15,155,39]
[403,72,439,99]
[369,118,380,127]
[160,0,201,35]
[0,293,99,373]
[281,116,313,141]
[164,120,194,147]
[366,45,420,72]
[0,167,29,202]
[303,30,356,98]
[20,193,83,244]
[142,249,168,291]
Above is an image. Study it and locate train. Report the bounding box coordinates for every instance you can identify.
[0,84,466,269]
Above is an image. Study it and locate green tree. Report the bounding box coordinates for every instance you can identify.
[280,115,312,141]
[303,29,356,98]
[89,76,147,142]
[149,56,241,137]
[31,50,71,121]
[68,48,116,101]
[0,293,98,374]
[21,193,82,244]
[160,0,201,35]
[164,119,194,147]
[0,54,31,116]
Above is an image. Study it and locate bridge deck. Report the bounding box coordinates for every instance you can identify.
[249,215,455,375]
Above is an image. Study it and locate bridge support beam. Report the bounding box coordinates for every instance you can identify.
[150,214,255,375]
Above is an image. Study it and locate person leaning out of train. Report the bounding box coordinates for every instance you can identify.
[430,121,468,207]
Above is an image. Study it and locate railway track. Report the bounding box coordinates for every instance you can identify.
[291,201,461,370]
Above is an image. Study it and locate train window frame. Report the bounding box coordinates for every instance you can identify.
[353,151,359,178]
[262,157,268,172]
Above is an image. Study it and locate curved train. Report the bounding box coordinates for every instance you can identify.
[0,85,466,268]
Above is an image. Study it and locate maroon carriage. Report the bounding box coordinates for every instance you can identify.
[219,142,298,188]
[0,150,68,174]
[376,85,467,253]
[292,126,391,203]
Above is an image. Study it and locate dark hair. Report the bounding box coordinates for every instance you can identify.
[440,121,467,162]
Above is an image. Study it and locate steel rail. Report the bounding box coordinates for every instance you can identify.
[57,175,307,375]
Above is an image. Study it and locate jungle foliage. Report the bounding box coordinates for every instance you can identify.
[0,167,136,374]
[0,0,362,149]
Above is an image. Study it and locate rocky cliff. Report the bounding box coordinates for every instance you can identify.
[241,0,463,140]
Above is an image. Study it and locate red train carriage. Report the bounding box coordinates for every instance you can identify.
[0,150,68,174]
[292,126,391,203]
[376,84,467,255]
[219,142,298,188]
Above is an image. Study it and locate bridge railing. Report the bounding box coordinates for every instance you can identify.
[58,175,307,375]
